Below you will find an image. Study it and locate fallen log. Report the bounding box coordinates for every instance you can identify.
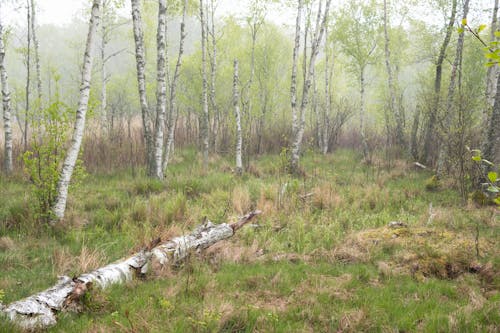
[0,211,261,330]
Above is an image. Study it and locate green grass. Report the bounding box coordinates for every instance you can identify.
[0,148,498,332]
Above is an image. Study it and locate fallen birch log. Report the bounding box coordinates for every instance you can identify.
[0,211,261,330]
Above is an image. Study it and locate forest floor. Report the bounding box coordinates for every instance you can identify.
[0,149,499,332]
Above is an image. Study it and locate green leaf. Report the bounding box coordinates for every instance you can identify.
[457,27,464,33]
[494,197,500,205]
[487,186,499,193]
[461,18,467,26]
[495,31,500,38]
[478,24,487,33]
[488,171,498,183]
[472,155,481,162]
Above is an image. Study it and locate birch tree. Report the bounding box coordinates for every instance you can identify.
[436,0,469,179]
[0,4,13,174]
[51,0,101,222]
[233,59,243,175]
[200,0,209,171]
[289,0,331,173]
[152,0,167,179]
[30,0,41,108]
[334,0,378,163]
[421,0,457,164]
[383,0,405,149]
[163,0,188,170]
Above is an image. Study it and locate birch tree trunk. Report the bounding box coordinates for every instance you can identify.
[200,0,209,172]
[290,0,331,173]
[51,0,100,222]
[100,1,108,133]
[436,0,469,179]
[422,0,457,164]
[30,0,42,108]
[322,25,331,155]
[290,0,302,149]
[152,0,167,179]
[1,212,261,330]
[486,0,499,110]
[383,0,405,148]
[360,66,369,162]
[0,8,13,174]
[163,0,187,171]
[208,0,219,153]
[24,0,31,151]
[233,60,243,175]
[131,0,154,176]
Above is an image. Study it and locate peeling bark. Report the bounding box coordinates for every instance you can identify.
[1,211,261,330]
[200,0,210,172]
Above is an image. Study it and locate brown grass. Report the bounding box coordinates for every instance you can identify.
[77,246,107,273]
[0,236,16,251]
[232,186,251,215]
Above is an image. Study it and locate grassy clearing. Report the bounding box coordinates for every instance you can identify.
[0,148,499,332]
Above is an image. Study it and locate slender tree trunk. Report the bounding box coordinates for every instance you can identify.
[233,60,243,175]
[422,0,457,164]
[383,0,404,149]
[131,0,154,176]
[200,0,209,171]
[322,26,331,155]
[360,66,369,162]
[436,0,469,179]
[290,0,302,146]
[30,0,41,109]
[152,0,167,179]
[51,0,100,222]
[482,67,500,167]
[290,0,331,173]
[410,106,421,160]
[208,0,219,153]
[486,0,499,110]
[163,0,187,171]
[100,1,108,133]
[0,8,13,174]
[24,0,31,151]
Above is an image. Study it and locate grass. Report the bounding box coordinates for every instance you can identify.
[0,148,498,332]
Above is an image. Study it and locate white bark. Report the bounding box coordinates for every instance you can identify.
[1,211,261,330]
[0,7,13,174]
[30,0,42,107]
[290,0,331,173]
[51,0,100,222]
[131,0,154,176]
[163,0,188,171]
[200,0,209,171]
[290,0,302,143]
[153,0,167,179]
[233,60,243,175]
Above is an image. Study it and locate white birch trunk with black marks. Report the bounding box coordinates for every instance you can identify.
[131,0,154,176]
[51,0,100,222]
[233,59,243,175]
[153,0,167,179]
[1,212,261,330]
[290,0,331,173]
[0,8,13,174]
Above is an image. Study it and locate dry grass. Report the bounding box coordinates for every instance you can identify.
[77,246,107,273]
[311,183,343,210]
[334,224,497,281]
[232,186,251,215]
[0,236,15,251]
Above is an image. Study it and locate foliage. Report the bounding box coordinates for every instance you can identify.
[470,148,500,204]
[22,95,85,222]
